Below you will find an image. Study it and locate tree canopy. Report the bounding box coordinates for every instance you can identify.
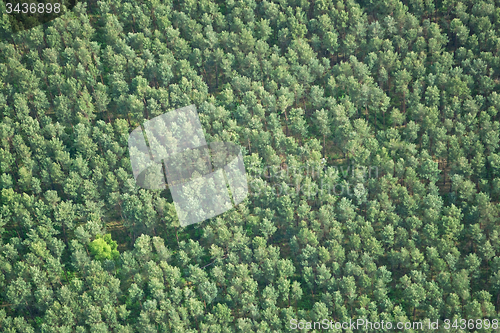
[1,0,500,331]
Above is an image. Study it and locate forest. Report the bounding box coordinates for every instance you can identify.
[1,0,500,331]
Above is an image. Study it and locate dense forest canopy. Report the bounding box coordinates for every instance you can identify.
[1,0,500,331]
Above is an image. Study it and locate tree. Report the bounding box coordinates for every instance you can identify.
[394,69,411,120]
[289,107,308,144]
[89,234,120,261]
[314,108,331,158]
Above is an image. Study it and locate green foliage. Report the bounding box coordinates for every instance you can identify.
[1,0,500,331]
[89,234,119,261]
